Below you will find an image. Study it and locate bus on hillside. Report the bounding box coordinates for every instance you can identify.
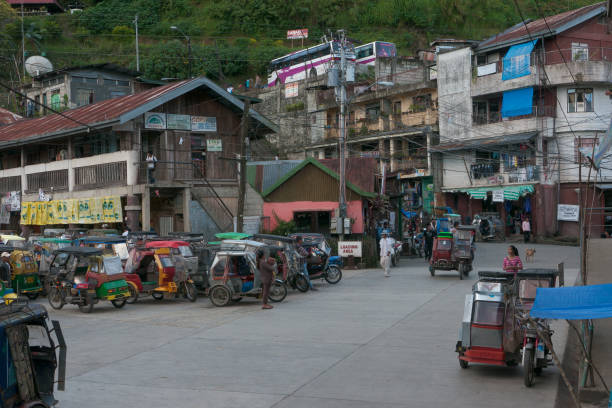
[355,41,397,66]
[267,41,355,87]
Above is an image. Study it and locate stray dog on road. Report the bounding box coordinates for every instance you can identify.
[525,248,536,262]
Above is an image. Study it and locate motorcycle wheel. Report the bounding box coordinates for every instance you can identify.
[209,285,231,307]
[183,282,197,302]
[48,287,64,310]
[324,266,342,284]
[268,281,287,303]
[111,299,127,308]
[429,265,435,277]
[295,275,309,292]
[126,282,139,304]
[152,292,164,300]
[459,358,469,369]
[523,348,535,387]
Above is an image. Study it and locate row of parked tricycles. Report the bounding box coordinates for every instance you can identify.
[0,230,343,313]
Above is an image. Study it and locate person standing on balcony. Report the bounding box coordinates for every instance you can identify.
[146,151,157,184]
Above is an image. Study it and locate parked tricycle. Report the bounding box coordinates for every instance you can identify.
[0,245,43,300]
[289,233,342,285]
[251,234,310,292]
[207,240,287,307]
[46,247,131,313]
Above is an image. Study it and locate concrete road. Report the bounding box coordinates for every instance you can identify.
[39,242,578,408]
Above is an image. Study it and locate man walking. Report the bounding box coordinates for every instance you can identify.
[295,236,317,291]
[379,230,393,277]
[424,225,435,260]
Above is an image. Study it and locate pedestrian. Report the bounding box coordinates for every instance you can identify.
[379,230,394,277]
[257,248,275,309]
[145,151,157,184]
[424,225,435,260]
[502,245,523,276]
[522,217,531,243]
[295,236,317,291]
[255,74,262,88]
[0,252,11,284]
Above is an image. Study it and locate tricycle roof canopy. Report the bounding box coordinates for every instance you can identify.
[145,241,191,249]
[252,234,295,243]
[79,237,127,244]
[53,246,103,255]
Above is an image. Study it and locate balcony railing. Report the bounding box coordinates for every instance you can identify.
[74,161,127,190]
[26,170,69,193]
[472,105,555,125]
[326,109,436,139]
[507,165,539,183]
[544,47,612,65]
[137,161,195,185]
[0,176,21,193]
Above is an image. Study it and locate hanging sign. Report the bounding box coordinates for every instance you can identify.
[167,114,191,130]
[144,112,166,129]
[191,116,217,132]
[557,204,579,222]
[492,190,504,203]
[206,139,222,152]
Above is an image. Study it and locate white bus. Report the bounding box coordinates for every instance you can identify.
[267,41,355,87]
[355,41,397,66]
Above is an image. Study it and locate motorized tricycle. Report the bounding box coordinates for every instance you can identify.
[472,213,504,242]
[428,227,474,279]
[35,238,73,294]
[123,245,197,303]
[207,240,287,307]
[46,247,131,313]
[0,245,43,300]
[167,232,209,290]
[289,233,342,285]
[146,240,203,290]
[251,234,310,292]
[0,300,66,408]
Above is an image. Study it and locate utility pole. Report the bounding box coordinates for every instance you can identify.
[20,1,25,80]
[134,15,140,72]
[337,30,347,241]
[237,99,250,233]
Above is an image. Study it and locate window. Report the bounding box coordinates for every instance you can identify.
[412,94,432,112]
[476,54,487,65]
[571,43,588,61]
[365,105,380,123]
[568,88,593,113]
[473,301,504,326]
[76,88,94,106]
[393,101,401,115]
[73,132,120,158]
[473,101,487,125]
[575,137,599,162]
[51,91,61,110]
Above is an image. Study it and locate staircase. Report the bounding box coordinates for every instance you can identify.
[189,162,235,233]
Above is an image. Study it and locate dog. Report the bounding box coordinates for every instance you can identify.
[525,248,536,263]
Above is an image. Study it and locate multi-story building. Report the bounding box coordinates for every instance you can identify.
[0,77,277,236]
[436,2,612,237]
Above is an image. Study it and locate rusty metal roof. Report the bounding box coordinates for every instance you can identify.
[478,2,606,51]
[0,77,278,147]
[320,157,378,193]
[0,108,22,126]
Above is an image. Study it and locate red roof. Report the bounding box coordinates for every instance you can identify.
[0,108,22,126]
[0,80,190,143]
[6,0,61,5]
[320,157,377,194]
[478,2,606,50]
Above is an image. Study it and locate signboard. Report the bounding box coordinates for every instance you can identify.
[144,112,166,129]
[285,82,299,98]
[242,216,261,235]
[492,190,504,203]
[191,116,217,132]
[167,114,191,130]
[558,204,579,222]
[206,139,222,152]
[338,241,362,257]
[287,29,308,40]
[477,62,497,77]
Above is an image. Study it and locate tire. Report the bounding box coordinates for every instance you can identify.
[268,281,287,303]
[78,294,94,314]
[48,287,64,310]
[324,266,342,284]
[458,264,465,280]
[26,293,39,300]
[152,292,164,300]
[111,299,127,308]
[183,282,197,302]
[391,255,397,267]
[209,285,231,307]
[523,347,535,387]
[459,358,469,369]
[295,274,309,292]
[429,265,435,277]
[126,282,139,304]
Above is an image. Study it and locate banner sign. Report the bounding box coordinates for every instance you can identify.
[167,114,191,130]
[206,139,222,152]
[287,29,308,40]
[557,204,579,222]
[191,116,217,132]
[492,190,504,203]
[21,196,123,225]
[144,112,166,129]
[338,241,362,257]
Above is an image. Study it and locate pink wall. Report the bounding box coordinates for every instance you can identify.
[263,200,364,233]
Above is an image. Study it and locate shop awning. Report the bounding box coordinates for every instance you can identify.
[530,284,612,320]
[459,184,535,200]
[401,209,418,218]
[435,131,536,152]
[501,87,534,118]
[502,40,537,80]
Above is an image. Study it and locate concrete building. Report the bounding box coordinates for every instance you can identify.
[0,77,277,236]
[436,2,612,238]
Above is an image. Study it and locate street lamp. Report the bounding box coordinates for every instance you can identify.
[170,25,192,79]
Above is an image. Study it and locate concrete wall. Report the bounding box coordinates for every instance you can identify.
[441,152,474,189]
[263,199,364,233]
[437,47,473,141]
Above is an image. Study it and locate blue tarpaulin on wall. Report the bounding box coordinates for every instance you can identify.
[502,40,537,80]
[501,87,533,118]
[530,284,612,320]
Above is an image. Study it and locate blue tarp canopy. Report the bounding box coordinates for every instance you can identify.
[502,40,537,80]
[530,284,612,320]
[401,209,417,218]
[501,87,533,118]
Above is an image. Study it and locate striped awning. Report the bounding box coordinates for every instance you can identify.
[459,184,535,200]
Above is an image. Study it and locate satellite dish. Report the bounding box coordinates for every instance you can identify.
[25,56,54,77]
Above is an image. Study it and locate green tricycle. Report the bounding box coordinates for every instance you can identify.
[0,245,43,299]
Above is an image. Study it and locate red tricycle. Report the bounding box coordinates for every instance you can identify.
[429,226,474,279]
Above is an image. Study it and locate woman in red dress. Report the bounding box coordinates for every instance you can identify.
[503,245,523,275]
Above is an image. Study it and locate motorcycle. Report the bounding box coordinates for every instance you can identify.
[391,241,403,266]
[306,246,342,284]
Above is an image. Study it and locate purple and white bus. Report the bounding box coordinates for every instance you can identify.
[267,41,355,87]
[355,41,397,66]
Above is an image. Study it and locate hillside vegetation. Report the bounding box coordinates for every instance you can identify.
[0,0,598,91]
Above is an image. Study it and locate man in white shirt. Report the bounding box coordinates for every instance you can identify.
[379,230,394,277]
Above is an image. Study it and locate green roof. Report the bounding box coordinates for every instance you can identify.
[261,157,376,199]
[214,232,251,240]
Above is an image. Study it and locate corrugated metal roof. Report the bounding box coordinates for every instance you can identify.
[435,131,537,152]
[0,77,278,147]
[478,2,606,51]
[320,157,378,193]
[0,108,22,126]
[247,160,302,193]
